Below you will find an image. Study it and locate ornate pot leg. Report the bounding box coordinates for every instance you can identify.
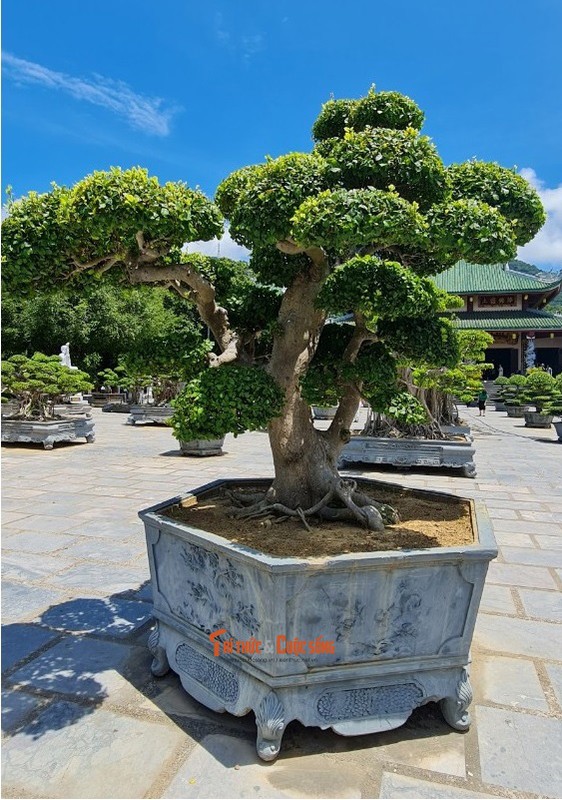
[148,622,170,677]
[255,692,286,762]
[440,666,473,731]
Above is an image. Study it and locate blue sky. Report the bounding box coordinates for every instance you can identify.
[3,0,562,268]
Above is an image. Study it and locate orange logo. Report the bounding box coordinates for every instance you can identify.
[208,630,335,657]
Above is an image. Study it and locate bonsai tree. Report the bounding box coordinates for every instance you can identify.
[520,368,560,413]
[2,86,545,530]
[396,329,494,435]
[1,353,92,419]
[500,374,528,406]
[543,374,562,419]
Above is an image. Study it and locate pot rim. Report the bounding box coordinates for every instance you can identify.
[139,476,497,572]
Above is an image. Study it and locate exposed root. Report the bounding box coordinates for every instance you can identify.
[225,489,267,508]
[226,478,397,533]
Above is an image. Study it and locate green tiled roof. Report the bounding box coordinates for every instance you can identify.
[432,261,562,295]
[452,310,562,331]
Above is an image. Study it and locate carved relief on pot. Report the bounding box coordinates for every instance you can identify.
[154,537,260,638]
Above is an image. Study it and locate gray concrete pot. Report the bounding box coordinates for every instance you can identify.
[53,402,92,417]
[493,402,506,412]
[1,416,95,450]
[505,405,531,418]
[553,421,562,442]
[140,477,496,761]
[338,435,476,477]
[524,411,553,429]
[127,404,174,425]
[312,406,338,419]
[90,392,127,407]
[440,424,473,441]
[179,437,225,456]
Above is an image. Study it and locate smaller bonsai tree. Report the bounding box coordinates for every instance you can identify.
[97,365,130,394]
[1,353,92,419]
[500,374,528,406]
[170,365,283,444]
[521,368,559,413]
[543,374,562,419]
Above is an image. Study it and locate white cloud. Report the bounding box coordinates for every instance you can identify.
[187,226,250,261]
[2,52,178,136]
[517,168,562,270]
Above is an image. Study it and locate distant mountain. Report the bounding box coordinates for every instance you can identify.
[508,259,562,281]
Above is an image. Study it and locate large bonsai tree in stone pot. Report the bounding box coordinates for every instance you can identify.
[1,353,94,449]
[1,89,545,758]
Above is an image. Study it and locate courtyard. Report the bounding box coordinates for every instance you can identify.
[1,406,561,799]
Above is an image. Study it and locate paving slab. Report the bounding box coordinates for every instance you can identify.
[478,584,517,615]
[1,623,60,673]
[518,587,562,622]
[472,654,548,711]
[476,705,562,797]
[1,688,48,733]
[163,734,363,799]
[545,663,562,707]
[486,561,557,589]
[475,612,562,660]
[1,700,186,799]
[7,635,151,705]
[38,596,152,636]
[378,772,498,799]
[1,582,67,625]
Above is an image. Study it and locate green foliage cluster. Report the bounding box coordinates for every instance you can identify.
[385,392,428,426]
[301,326,399,411]
[1,167,223,293]
[1,353,92,419]
[447,162,545,245]
[318,256,442,321]
[315,127,447,209]
[291,189,426,251]
[312,89,424,141]
[520,368,561,412]
[170,366,284,442]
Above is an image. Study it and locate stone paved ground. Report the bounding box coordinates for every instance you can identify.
[1,406,561,799]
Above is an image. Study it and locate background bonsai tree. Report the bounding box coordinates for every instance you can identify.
[2,86,545,530]
[520,368,560,413]
[1,353,93,419]
[365,329,494,437]
[543,374,562,420]
[500,373,528,407]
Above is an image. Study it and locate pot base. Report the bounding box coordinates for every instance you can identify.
[149,619,473,761]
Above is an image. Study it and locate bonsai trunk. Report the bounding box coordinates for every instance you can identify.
[267,394,340,509]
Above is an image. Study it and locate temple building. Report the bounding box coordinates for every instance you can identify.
[432,261,562,376]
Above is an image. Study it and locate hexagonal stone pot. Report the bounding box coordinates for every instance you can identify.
[1,417,96,450]
[127,405,174,425]
[139,477,496,761]
[553,421,562,442]
[338,435,476,477]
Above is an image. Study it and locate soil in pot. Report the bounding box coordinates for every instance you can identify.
[163,480,473,559]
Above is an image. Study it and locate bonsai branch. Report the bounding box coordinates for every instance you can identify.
[127,261,237,356]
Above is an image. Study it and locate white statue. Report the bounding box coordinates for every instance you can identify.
[498,365,504,377]
[59,343,77,370]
